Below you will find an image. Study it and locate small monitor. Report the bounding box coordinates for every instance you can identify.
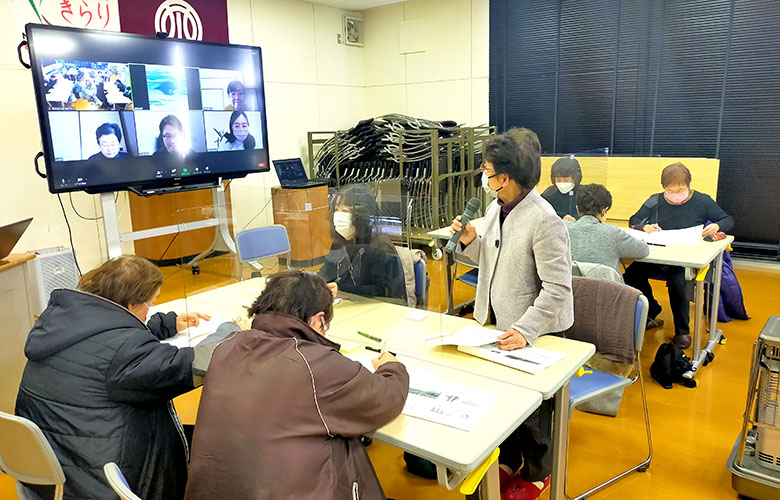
[26,24,271,194]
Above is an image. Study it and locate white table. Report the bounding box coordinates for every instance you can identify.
[326,300,594,500]
[158,278,546,499]
[635,236,734,379]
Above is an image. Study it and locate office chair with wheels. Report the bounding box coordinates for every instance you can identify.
[103,463,142,500]
[565,283,652,500]
[0,411,65,500]
[235,225,291,279]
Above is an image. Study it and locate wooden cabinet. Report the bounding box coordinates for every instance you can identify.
[271,186,332,267]
[0,254,36,413]
[128,186,233,262]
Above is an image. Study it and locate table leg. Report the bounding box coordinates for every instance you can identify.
[692,277,705,366]
[471,460,501,500]
[550,382,570,500]
[443,249,455,314]
[684,249,727,379]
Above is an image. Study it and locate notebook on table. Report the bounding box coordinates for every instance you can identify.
[273,158,327,189]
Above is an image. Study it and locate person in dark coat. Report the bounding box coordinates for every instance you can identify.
[15,255,211,500]
[319,184,406,301]
[540,156,582,221]
[184,270,409,500]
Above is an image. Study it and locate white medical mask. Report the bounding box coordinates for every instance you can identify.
[482,173,499,197]
[333,211,355,240]
[556,182,575,194]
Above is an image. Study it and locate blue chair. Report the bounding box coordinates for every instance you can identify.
[103,462,142,500]
[235,225,291,279]
[451,254,478,314]
[413,258,429,308]
[565,290,652,500]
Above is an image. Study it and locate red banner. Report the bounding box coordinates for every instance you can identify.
[117,0,229,43]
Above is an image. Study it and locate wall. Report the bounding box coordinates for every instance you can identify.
[361,0,488,126]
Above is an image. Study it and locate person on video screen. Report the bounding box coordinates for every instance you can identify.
[153,115,193,158]
[224,80,246,111]
[218,111,256,151]
[88,123,126,161]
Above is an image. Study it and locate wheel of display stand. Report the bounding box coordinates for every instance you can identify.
[191,265,200,275]
[703,351,715,366]
[431,248,443,260]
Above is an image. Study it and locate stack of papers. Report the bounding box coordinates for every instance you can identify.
[403,377,498,431]
[625,225,703,246]
[458,345,566,375]
[162,317,231,348]
[425,325,501,347]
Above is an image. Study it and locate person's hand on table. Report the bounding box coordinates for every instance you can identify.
[176,312,211,332]
[643,224,662,233]
[702,223,720,237]
[497,328,528,350]
[233,315,251,330]
[562,214,576,222]
[449,215,477,246]
[372,351,399,370]
[327,282,338,299]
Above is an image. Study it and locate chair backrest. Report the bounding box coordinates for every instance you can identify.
[413,258,428,307]
[634,295,649,353]
[103,462,142,500]
[572,261,623,283]
[236,225,291,262]
[0,412,65,487]
[567,277,646,360]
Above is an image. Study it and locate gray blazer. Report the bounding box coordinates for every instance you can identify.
[457,189,574,345]
[565,215,650,275]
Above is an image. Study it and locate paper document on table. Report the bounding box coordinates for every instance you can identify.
[626,225,703,245]
[403,375,498,431]
[162,317,232,348]
[425,325,500,347]
[458,345,566,375]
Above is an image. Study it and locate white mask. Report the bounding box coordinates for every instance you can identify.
[556,182,575,194]
[333,211,355,240]
[482,173,499,197]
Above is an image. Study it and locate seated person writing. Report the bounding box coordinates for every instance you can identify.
[451,129,573,500]
[184,270,409,500]
[15,256,213,500]
[565,183,649,278]
[540,156,582,221]
[319,184,406,302]
[624,162,734,348]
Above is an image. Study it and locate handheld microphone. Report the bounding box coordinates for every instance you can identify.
[445,197,481,253]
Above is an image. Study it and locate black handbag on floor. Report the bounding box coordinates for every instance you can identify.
[650,342,695,389]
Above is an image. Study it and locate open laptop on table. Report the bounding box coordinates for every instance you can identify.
[0,218,33,260]
[273,158,327,189]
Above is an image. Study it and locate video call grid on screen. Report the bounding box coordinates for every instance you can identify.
[28,25,270,194]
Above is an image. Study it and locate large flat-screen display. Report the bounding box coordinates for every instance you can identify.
[26,24,270,194]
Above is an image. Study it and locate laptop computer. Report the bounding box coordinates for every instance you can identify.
[0,218,33,260]
[273,158,327,189]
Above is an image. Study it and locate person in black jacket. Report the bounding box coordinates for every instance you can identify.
[624,162,734,348]
[318,184,405,302]
[15,255,211,500]
[540,157,582,221]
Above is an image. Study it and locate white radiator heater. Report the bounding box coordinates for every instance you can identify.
[757,343,780,472]
[24,246,79,316]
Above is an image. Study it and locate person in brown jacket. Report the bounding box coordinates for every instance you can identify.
[184,270,410,500]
